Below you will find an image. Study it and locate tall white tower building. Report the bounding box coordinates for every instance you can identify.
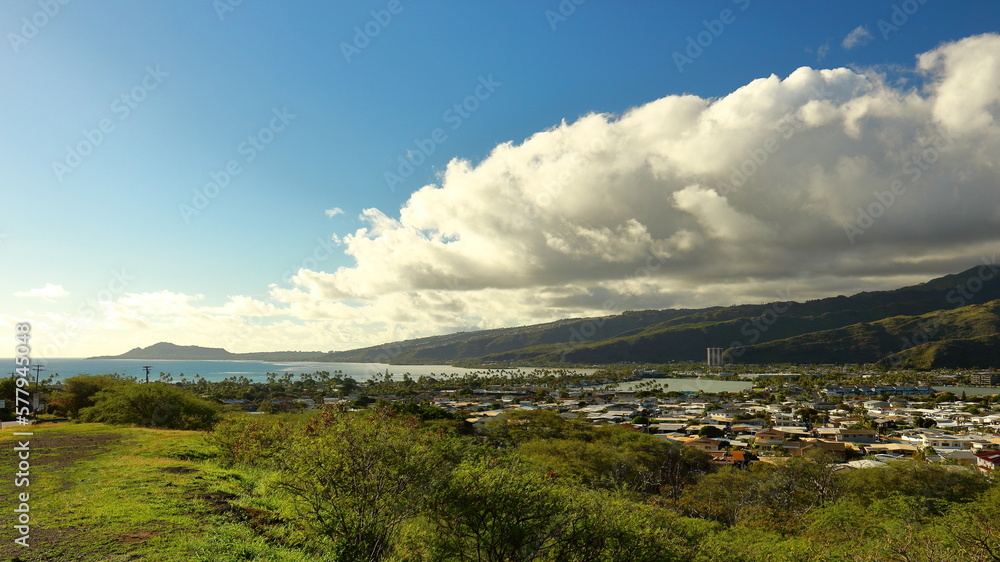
[707,347,724,367]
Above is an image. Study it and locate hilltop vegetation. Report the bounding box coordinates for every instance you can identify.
[4,407,999,561]
[6,367,1000,561]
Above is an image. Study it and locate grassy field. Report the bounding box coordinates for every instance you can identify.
[0,422,309,562]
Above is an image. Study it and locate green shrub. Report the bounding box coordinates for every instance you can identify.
[208,414,299,468]
[274,409,453,561]
[50,373,129,417]
[79,381,221,430]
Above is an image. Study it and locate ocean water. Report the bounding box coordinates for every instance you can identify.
[3,358,515,383]
[7,359,995,395]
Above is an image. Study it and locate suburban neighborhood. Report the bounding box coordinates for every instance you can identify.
[210,366,1000,474]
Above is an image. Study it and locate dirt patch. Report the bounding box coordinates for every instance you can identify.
[241,506,284,530]
[17,432,123,469]
[0,432,124,496]
[197,490,239,514]
[161,466,198,474]
[193,491,282,532]
[0,525,101,562]
[118,530,158,544]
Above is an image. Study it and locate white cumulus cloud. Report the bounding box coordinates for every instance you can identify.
[14,283,69,299]
[276,33,1000,337]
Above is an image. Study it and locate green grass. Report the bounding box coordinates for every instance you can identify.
[0,422,312,561]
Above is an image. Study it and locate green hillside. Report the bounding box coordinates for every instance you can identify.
[734,300,1000,368]
[320,263,1000,368]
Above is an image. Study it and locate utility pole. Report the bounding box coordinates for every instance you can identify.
[142,365,152,383]
[31,364,45,410]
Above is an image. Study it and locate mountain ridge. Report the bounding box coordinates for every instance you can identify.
[88,342,324,362]
[93,262,1000,368]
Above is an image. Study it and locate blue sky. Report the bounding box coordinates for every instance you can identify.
[3,1,1000,357]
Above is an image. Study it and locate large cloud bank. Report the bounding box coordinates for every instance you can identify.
[277,34,1000,331]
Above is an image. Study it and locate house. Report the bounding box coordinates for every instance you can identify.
[753,429,788,446]
[221,399,254,411]
[810,401,840,411]
[773,426,812,437]
[873,418,898,431]
[795,439,849,461]
[605,403,640,417]
[973,451,1000,472]
[861,442,919,458]
[817,428,878,444]
[863,400,891,413]
[731,418,768,430]
[939,449,979,466]
[921,434,989,450]
[730,423,765,435]
[824,385,933,397]
[293,398,316,412]
[972,440,1000,451]
[680,437,725,452]
[265,397,301,413]
[649,423,688,435]
[708,450,756,468]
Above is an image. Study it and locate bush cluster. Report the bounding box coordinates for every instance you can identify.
[207,408,999,561]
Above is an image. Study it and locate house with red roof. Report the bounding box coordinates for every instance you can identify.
[973,451,1000,472]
